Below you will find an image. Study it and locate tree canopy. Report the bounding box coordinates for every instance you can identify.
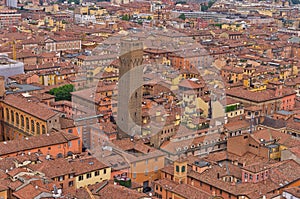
[178,13,186,20]
[121,14,130,21]
[49,84,74,101]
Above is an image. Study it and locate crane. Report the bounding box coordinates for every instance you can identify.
[1,40,17,60]
[85,186,96,199]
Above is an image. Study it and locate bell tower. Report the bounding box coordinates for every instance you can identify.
[174,158,188,184]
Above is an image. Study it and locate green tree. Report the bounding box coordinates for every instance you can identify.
[201,5,209,11]
[208,0,216,8]
[178,13,186,20]
[137,19,143,25]
[121,14,130,21]
[201,0,216,11]
[49,84,74,101]
[147,16,152,20]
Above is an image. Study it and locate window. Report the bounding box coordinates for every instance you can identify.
[59,176,64,181]
[68,141,72,147]
[103,169,106,174]
[69,174,74,178]
[154,166,158,173]
[36,123,40,134]
[176,165,179,172]
[11,110,14,123]
[79,175,83,181]
[6,108,9,121]
[156,185,158,190]
[145,160,148,165]
[145,169,148,176]
[31,120,35,132]
[21,115,24,128]
[133,172,136,179]
[42,125,46,134]
[181,166,186,173]
[69,181,74,187]
[86,173,92,179]
[95,171,99,176]
[26,118,29,131]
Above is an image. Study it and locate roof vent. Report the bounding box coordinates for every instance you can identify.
[89,162,94,165]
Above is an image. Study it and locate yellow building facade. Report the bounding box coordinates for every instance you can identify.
[75,167,111,188]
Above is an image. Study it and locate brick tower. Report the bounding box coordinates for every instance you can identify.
[117,38,143,138]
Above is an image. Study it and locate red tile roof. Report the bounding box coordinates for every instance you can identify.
[3,94,59,121]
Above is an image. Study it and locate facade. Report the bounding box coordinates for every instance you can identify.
[0,10,21,27]
[5,0,17,8]
[159,157,300,199]
[0,130,81,158]
[0,94,61,140]
[70,157,111,189]
[111,138,166,187]
[44,37,81,52]
[226,86,296,116]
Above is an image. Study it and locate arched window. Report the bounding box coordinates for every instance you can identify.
[26,118,29,131]
[21,115,24,129]
[5,108,9,121]
[31,120,35,132]
[36,123,40,134]
[42,125,46,134]
[181,166,186,172]
[11,110,14,123]
[16,113,19,126]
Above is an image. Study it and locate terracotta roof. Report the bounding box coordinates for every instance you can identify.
[178,79,204,89]
[12,183,52,199]
[0,131,79,156]
[69,156,109,175]
[224,120,250,132]
[227,87,296,103]
[283,186,300,197]
[3,94,59,121]
[76,180,148,199]
[154,178,211,199]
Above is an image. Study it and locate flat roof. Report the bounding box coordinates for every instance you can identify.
[5,83,42,94]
